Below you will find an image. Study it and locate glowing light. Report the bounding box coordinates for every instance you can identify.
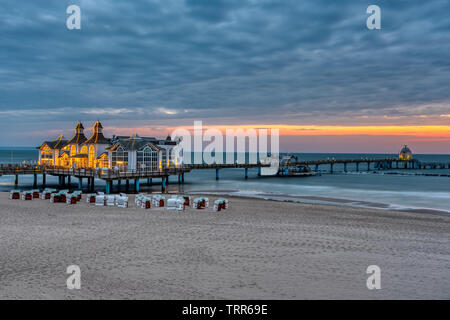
[167,124,450,138]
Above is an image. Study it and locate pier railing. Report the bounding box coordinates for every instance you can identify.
[0,162,271,177]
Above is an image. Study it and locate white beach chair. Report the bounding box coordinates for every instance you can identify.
[106,195,116,206]
[167,197,179,210]
[86,193,96,204]
[140,197,151,209]
[66,194,77,205]
[193,197,209,209]
[9,190,21,200]
[21,191,33,201]
[116,195,129,208]
[95,195,105,206]
[152,195,165,207]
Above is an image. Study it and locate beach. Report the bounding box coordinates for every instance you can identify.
[0,192,449,300]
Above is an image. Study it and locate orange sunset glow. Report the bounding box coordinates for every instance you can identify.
[102,125,450,139]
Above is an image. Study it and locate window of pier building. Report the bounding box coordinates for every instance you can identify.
[80,146,88,154]
[89,145,95,167]
[70,145,77,157]
[59,153,69,167]
[40,145,53,161]
[162,149,175,168]
[137,146,158,171]
[97,153,109,168]
[111,147,128,169]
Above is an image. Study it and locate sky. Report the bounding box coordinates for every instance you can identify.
[0,0,449,153]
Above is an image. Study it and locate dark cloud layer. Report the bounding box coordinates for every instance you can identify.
[0,0,449,140]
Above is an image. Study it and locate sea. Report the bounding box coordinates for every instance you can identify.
[1,148,449,214]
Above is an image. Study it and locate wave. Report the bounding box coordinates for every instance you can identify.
[188,189,450,216]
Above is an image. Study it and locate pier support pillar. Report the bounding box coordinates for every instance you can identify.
[161,176,167,193]
[315,164,319,172]
[245,168,248,179]
[90,178,95,192]
[125,179,129,191]
[178,174,182,184]
[330,163,334,174]
[134,179,140,193]
[356,163,359,172]
[33,174,37,188]
[216,169,220,180]
[78,178,82,190]
[106,181,112,195]
[67,176,71,185]
[343,163,347,173]
[257,167,261,176]
[14,174,18,186]
[367,162,371,171]
[147,178,152,185]
[42,173,46,187]
[117,180,121,193]
[181,173,184,184]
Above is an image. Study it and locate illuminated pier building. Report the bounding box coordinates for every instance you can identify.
[37,122,179,171]
[399,145,413,161]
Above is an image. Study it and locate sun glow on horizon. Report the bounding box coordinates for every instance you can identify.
[97,124,450,139]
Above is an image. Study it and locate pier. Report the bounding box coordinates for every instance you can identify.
[294,158,429,173]
[1,157,449,193]
[0,162,270,194]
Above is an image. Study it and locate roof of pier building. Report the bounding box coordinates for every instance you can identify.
[399,145,413,160]
[37,135,68,150]
[107,134,162,152]
[66,122,88,145]
[84,121,110,145]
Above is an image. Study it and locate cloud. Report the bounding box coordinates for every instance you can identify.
[0,0,449,145]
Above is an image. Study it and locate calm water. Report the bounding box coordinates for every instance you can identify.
[1,149,450,213]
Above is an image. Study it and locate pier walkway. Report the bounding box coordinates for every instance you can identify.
[0,163,270,193]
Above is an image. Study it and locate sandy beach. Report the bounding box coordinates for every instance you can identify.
[0,192,449,300]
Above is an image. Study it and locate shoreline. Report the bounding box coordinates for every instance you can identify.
[187,190,450,217]
[2,187,450,217]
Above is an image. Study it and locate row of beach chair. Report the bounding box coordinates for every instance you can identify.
[134,194,229,212]
[10,189,228,212]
